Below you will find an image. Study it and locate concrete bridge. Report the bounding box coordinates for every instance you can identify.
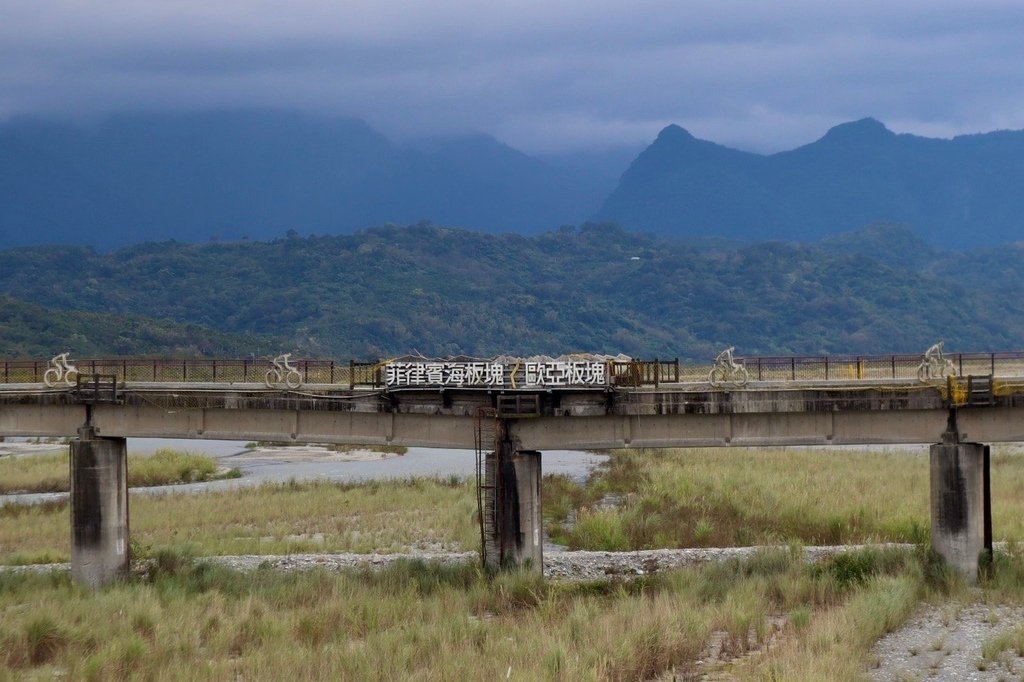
[2,351,1023,587]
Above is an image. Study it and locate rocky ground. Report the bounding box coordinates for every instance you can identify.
[869,604,1024,681]
[3,543,913,579]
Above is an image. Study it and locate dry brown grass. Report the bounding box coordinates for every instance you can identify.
[0,547,924,680]
[0,477,478,565]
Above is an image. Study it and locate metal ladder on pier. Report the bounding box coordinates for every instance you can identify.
[474,407,500,567]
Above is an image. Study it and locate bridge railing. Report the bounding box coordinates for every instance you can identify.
[739,355,923,382]
[736,352,1024,383]
[0,358,360,386]
[609,359,679,387]
[350,361,385,388]
[4,352,1024,387]
[609,352,1024,386]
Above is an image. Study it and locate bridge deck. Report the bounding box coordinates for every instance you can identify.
[0,377,960,392]
[3,353,1023,448]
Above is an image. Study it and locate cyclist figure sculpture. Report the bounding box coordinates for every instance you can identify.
[917,341,958,382]
[709,346,749,388]
[265,353,303,389]
[43,352,79,388]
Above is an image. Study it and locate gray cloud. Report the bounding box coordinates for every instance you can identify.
[4,0,1024,153]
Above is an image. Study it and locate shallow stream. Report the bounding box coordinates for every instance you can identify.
[0,438,607,506]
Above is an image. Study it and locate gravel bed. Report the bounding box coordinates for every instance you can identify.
[869,604,1024,681]
[0,562,71,575]
[207,551,479,572]
[542,544,913,580]
[2,543,914,579]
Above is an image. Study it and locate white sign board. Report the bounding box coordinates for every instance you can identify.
[384,361,607,388]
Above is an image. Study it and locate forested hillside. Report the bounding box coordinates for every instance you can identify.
[0,223,1021,360]
[0,297,278,358]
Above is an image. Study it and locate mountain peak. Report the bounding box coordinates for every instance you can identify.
[654,124,696,143]
[819,117,894,144]
[621,123,724,181]
[596,116,1024,248]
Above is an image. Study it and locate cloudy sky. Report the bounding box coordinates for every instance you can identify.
[3,0,1024,154]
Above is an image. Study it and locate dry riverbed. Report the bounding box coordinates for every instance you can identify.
[237,444,404,462]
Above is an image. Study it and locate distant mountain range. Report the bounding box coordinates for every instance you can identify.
[596,118,1024,249]
[2,111,1024,249]
[0,110,619,249]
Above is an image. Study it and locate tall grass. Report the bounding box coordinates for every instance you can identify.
[546,447,1024,549]
[738,574,920,680]
[0,448,238,494]
[0,547,927,680]
[11,447,1024,677]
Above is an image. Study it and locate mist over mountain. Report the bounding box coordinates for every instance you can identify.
[595,118,1024,249]
[0,110,613,249]
[4,111,1024,250]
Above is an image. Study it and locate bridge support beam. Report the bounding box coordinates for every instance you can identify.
[483,430,543,572]
[70,427,129,588]
[930,413,991,583]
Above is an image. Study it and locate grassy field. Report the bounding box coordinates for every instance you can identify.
[6,446,1024,678]
[0,546,950,681]
[0,448,238,495]
[6,446,1024,565]
[0,478,478,565]
[546,447,1024,550]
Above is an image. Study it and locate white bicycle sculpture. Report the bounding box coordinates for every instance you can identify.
[917,341,958,382]
[709,346,749,387]
[265,353,303,389]
[43,352,79,387]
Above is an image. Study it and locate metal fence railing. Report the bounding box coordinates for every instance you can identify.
[609,359,680,387]
[0,358,377,388]
[734,352,1024,383]
[611,352,1024,386]
[3,352,1024,388]
[740,355,922,382]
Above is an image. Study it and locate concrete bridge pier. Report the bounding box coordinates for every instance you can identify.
[483,428,543,572]
[70,426,130,588]
[930,411,992,583]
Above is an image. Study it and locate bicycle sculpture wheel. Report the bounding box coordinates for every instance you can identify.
[708,346,749,388]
